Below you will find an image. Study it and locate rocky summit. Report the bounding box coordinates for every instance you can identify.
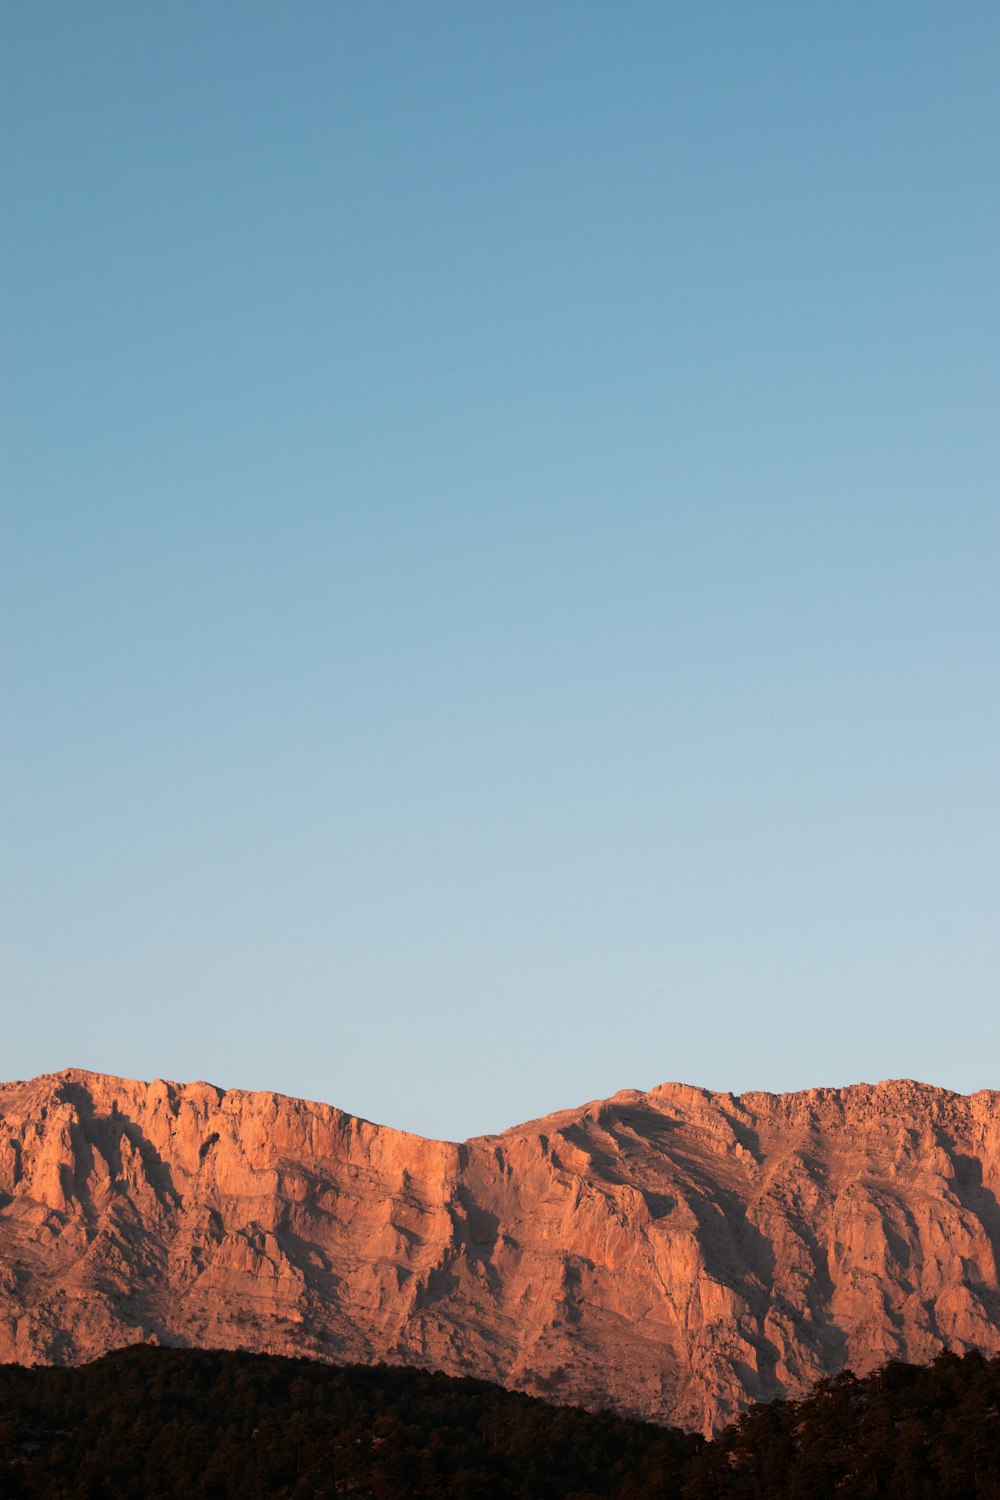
[1,1069,999,1434]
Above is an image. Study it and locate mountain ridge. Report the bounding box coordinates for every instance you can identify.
[2,1066,1000,1434]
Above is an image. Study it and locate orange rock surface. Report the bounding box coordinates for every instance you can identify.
[2,1069,999,1433]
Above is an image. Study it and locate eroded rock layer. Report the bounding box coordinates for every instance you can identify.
[1,1070,999,1432]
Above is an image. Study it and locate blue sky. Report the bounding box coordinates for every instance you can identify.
[3,3,998,1139]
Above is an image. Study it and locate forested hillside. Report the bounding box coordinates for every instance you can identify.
[0,1347,999,1497]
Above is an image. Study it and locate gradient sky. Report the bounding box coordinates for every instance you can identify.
[2,3,998,1140]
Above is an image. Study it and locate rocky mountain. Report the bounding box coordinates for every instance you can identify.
[1,1069,999,1434]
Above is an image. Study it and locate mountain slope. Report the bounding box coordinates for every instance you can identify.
[1,1069,999,1433]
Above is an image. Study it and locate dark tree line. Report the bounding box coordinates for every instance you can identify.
[0,1345,998,1497]
[0,1348,696,1499]
[685,1350,1000,1499]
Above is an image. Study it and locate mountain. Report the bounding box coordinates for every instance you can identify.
[1,1069,999,1434]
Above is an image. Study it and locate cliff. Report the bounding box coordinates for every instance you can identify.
[2,1069,999,1433]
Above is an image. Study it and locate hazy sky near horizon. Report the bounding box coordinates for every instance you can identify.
[3,3,998,1139]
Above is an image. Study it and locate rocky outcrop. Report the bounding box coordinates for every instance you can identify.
[1,1069,999,1433]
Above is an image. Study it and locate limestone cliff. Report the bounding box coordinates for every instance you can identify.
[2,1069,999,1433]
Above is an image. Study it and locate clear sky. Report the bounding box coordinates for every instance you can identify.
[2,3,998,1141]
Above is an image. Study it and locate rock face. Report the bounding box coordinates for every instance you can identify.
[1,1070,1000,1433]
